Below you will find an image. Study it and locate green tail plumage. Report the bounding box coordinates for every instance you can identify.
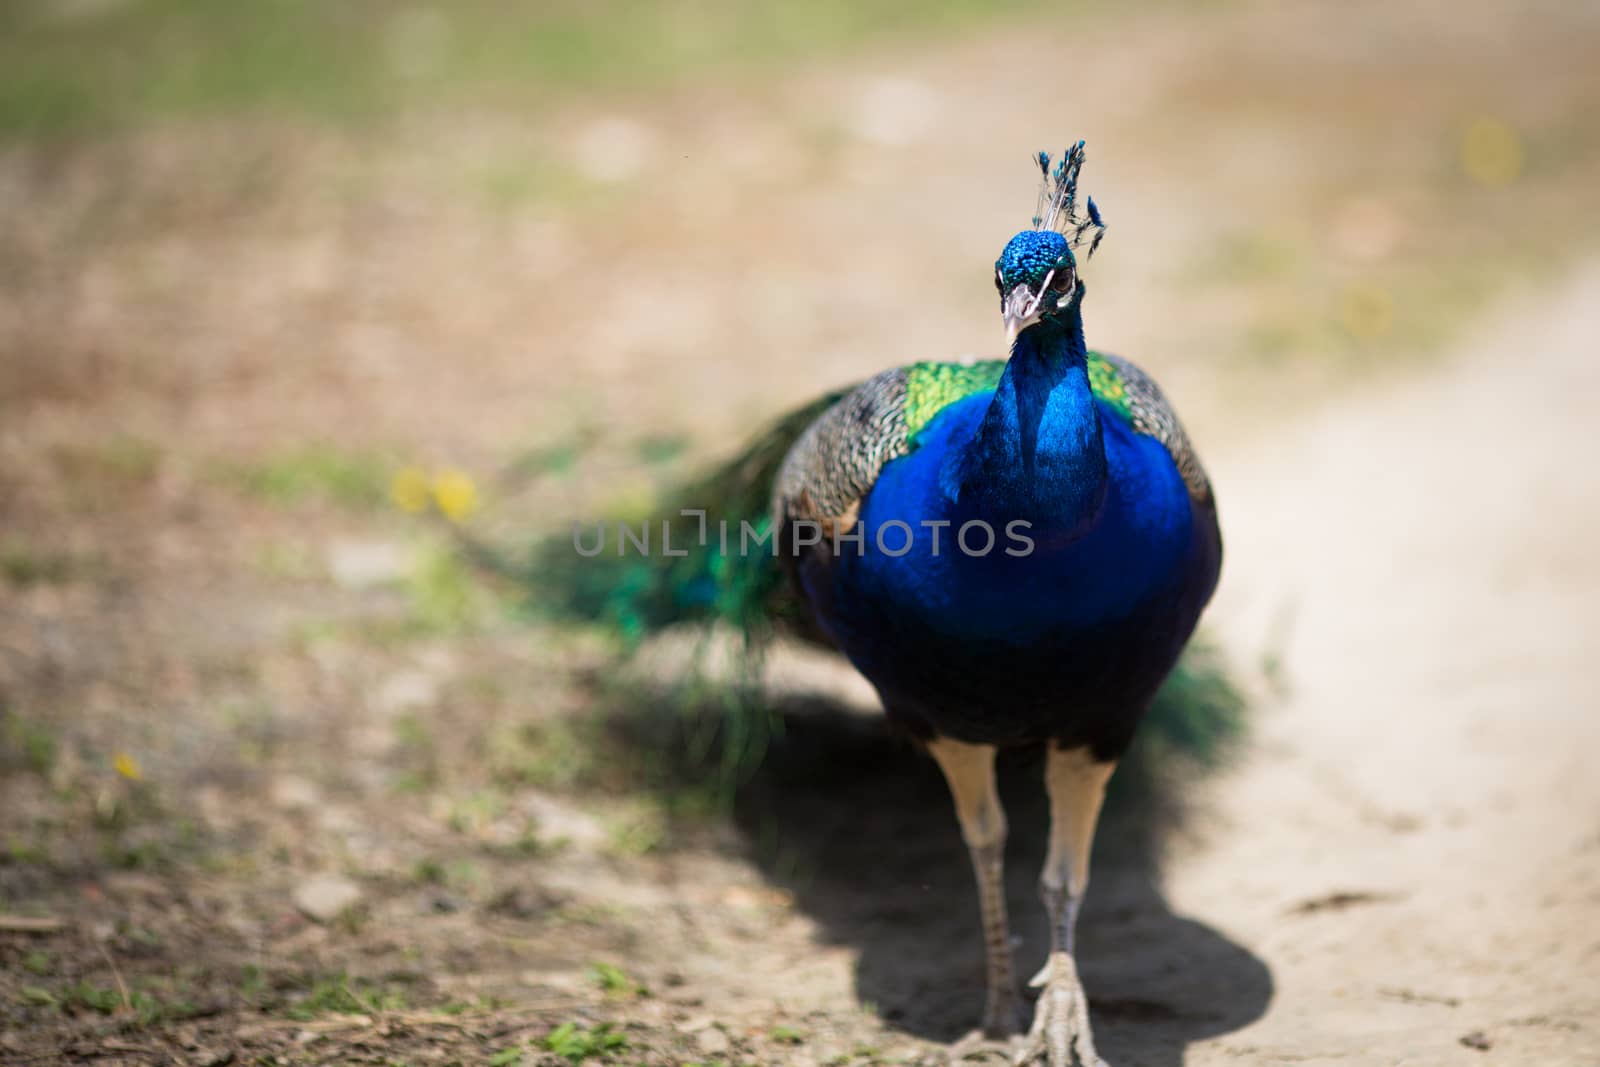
[525,389,844,645]
[1110,639,1246,821]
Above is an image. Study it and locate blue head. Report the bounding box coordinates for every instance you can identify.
[994,142,1107,343]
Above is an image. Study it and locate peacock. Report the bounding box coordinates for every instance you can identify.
[534,142,1223,1067]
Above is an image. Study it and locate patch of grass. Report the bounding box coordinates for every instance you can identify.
[1185,105,1600,385]
[437,998,478,1016]
[507,440,584,481]
[286,972,409,1020]
[634,433,690,466]
[39,980,208,1026]
[52,435,164,488]
[586,962,644,998]
[553,901,630,929]
[1202,226,1306,285]
[22,951,52,976]
[20,985,56,1007]
[0,711,58,776]
[473,157,609,215]
[120,924,163,950]
[284,618,343,654]
[217,696,283,765]
[411,856,448,886]
[487,717,598,790]
[485,824,561,859]
[476,163,543,211]
[391,712,439,791]
[389,769,433,795]
[0,0,1047,139]
[252,541,321,581]
[443,789,508,838]
[605,803,668,857]
[239,964,268,1007]
[3,838,53,865]
[87,775,198,875]
[129,990,201,1027]
[61,981,122,1015]
[218,445,389,511]
[437,857,487,892]
[404,541,491,633]
[98,837,168,871]
[0,543,99,588]
[770,1025,805,1045]
[541,1021,628,1064]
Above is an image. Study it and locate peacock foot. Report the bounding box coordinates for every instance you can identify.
[948,998,1026,1063]
[1013,952,1107,1067]
[948,1031,1013,1064]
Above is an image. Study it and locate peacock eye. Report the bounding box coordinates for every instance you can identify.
[994,269,1004,293]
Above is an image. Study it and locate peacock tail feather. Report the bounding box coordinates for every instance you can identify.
[524,387,844,646]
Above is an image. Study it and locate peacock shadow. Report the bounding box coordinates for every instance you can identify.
[605,681,1273,1065]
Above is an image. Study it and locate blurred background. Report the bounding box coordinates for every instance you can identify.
[2,0,1598,1064]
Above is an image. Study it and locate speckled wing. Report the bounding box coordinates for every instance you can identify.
[1086,352,1214,505]
[773,367,911,537]
[772,360,1010,537]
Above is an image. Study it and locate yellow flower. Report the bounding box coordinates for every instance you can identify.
[431,469,479,523]
[390,466,432,513]
[113,752,142,781]
[1339,281,1395,342]
[1460,116,1523,189]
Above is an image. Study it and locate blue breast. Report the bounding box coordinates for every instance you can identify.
[796,386,1215,750]
[824,392,1198,646]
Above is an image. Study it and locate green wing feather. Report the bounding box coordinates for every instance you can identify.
[903,359,1006,441]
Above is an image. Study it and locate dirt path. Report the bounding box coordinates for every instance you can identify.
[1167,265,1600,1064]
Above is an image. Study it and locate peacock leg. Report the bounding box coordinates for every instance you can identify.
[926,737,1024,1039]
[1016,745,1116,1067]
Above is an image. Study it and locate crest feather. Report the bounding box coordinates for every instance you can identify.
[1031,140,1108,258]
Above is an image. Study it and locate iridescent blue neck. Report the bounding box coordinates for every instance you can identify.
[948,303,1107,537]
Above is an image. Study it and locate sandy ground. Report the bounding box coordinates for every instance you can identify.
[3,1,1599,1064]
[1165,265,1600,1064]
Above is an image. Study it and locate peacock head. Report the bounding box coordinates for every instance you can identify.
[995,141,1107,344]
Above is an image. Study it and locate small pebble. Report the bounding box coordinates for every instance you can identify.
[326,540,407,590]
[293,874,362,923]
[695,1027,731,1055]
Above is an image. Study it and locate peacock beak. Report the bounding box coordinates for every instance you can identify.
[1002,284,1040,345]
